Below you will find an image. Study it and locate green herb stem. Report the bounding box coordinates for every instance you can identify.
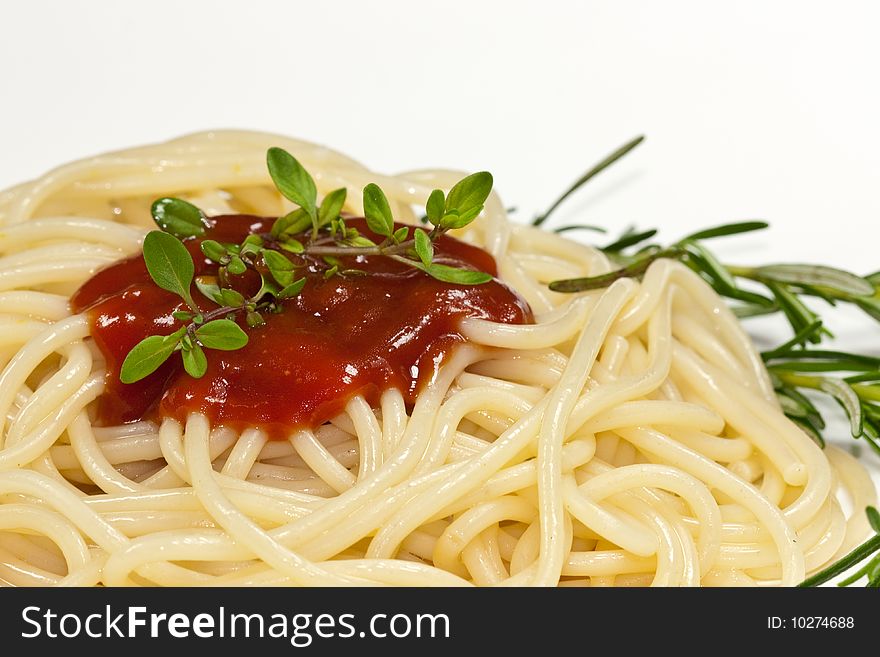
[533,135,645,227]
[798,534,880,587]
[547,247,684,293]
[121,146,496,383]
[305,238,418,258]
[852,383,880,403]
[773,371,823,390]
[532,135,880,587]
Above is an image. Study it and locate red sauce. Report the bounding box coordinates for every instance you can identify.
[71,215,532,438]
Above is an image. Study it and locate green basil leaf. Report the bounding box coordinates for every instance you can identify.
[195,319,249,351]
[239,235,264,257]
[318,188,347,227]
[254,272,280,300]
[328,217,343,239]
[440,205,482,230]
[393,226,410,243]
[867,506,880,534]
[227,256,247,275]
[363,183,394,237]
[195,277,223,304]
[279,238,304,254]
[277,278,306,299]
[182,342,208,378]
[150,198,206,238]
[219,288,246,307]
[272,208,312,239]
[425,263,492,285]
[200,240,228,263]
[347,235,377,248]
[246,311,265,328]
[414,228,433,267]
[426,189,445,226]
[261,248,295,286]
[266,147,317,220]
[119,330,183,383]
[445,171,493,217]
[142,231,196,308]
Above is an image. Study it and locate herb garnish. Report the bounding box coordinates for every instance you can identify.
[799,506,880,587]
[540,136,880,456]
[536,137,880,586]
[119,149,494,384]
[118,230,248,382]
[118,138,880,586]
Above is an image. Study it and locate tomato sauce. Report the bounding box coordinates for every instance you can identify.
[71,215,532,438]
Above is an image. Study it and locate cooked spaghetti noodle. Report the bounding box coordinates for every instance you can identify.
[0,130,874,586]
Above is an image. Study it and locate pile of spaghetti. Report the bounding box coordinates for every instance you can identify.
[0,131,875,586]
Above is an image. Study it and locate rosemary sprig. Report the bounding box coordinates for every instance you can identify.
[548,247,684,293]
[119,149,494,383]
[541,138,880,455]
[537,137,880,586]
[799,506,880,587]
[546,214,880,454]
[532,135,645,227]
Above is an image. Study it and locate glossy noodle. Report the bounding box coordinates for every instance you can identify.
[0,131,875,586]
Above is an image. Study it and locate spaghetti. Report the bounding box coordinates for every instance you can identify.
[0,130,875,586]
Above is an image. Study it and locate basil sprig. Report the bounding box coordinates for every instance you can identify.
[119,232,248,382]
[120,148,496,383]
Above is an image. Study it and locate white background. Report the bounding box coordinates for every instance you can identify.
[2,1,879,471]
[2,0,879,270]
[0,0,880,271]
